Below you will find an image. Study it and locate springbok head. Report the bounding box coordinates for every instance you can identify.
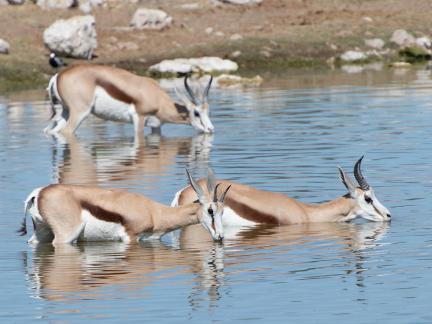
[176,75,214,134]
[186,169,231,241]
[338,156,391,222]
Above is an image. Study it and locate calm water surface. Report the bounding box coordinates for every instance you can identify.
[1,67,432,323]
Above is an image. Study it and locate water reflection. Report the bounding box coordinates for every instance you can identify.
[51,134,213,186]
[23,222,388,308]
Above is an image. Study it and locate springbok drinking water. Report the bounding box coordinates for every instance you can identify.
[44,64,214,137]
[19,170,230,246]
[171,157,391,239]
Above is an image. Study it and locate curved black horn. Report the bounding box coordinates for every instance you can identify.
[184,76,197,105]
[219,185,231,203]
[354,156,370,190]
[203,75,213,102]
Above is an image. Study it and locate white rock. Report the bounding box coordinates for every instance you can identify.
[364,38,385,49]
[149,57,239,75]
[416,36,431,49]
[43,15,97,59]
[390,29,416,47]
[36,0,76,9]
[341,65,364,74]
[205,27,213,34]
[340,50,367,62]
[362,16,373,23]
[230,33,243,41]
[180,3,199,10]
[215,31,224,37]
[79,1,91,13]
[0,39,10,54]
[230,50,242,58]
[216,74,263,87]
[130,8,172,30]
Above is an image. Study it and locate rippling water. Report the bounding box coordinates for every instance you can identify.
[1,67,432,323]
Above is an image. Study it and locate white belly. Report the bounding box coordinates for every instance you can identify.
[92,86,136,123]
[80,210,130,242]
[222,207,258,227]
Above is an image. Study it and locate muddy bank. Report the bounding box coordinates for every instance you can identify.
[1,0,432,92]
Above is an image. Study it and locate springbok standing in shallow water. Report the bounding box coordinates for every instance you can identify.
[44,64,214,137]
[172,157,391,238]
[19,170,230,246]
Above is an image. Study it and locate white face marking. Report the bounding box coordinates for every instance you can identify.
[92,86,135,123]
[189,105,214,134]
[354,188,391,222]
[81,210,130,242]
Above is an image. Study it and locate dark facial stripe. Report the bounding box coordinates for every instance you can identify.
[226,198,279,224]
[81,201,126,225]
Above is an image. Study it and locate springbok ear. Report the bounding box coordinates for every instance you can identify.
[186,169,204,201]
[219,185,231,203]
[338,167,357,197]
[175,86,194,109]
[207,168,217,196]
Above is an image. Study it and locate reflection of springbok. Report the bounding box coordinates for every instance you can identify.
[22,222,388,305]
[52,134,213,186]
[44,65,214,137]
[172,158,391,240]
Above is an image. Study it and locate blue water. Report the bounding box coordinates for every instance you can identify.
[1,67,432,323]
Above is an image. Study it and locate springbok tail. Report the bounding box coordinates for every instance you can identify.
[170,186,187,207]
[19,188,43,236]
[46,74,60,119]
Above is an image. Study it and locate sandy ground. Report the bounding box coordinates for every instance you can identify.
[1,0,432,91]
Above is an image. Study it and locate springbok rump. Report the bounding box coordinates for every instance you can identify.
[19,170,230,246]
[44,64,214,137]
[172,157,391,238]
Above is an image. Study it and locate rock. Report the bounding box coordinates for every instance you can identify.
[362,16,373,23]
[230,50,242,58]
[340,50,367,62]
[341,65,364,74]
[260,50,271,58]
[215,31,224,37]
[36,0,76,9]
[180,3,199,10]
[364,38,385,49]
[0,39,10,54]
[390,61,411,68]
[43,15,97,59]
[149,57,239,75]
[216,74,263,87]
[130,8,172,30]
[230,33,243,41]
[205,27,213,34]
[79,1,91,13]
[390,29,415,47]
[416,36,431,49]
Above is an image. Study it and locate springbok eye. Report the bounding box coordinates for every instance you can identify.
[208,207,214,216]
[365,196,373,204]
[194,110,200,117]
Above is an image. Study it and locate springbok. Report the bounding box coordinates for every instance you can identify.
[171,157,391,238]
[44,64,214,137]
[19,170,230,246]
